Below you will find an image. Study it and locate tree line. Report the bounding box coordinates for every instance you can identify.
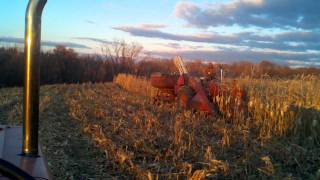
[0,41,319,87]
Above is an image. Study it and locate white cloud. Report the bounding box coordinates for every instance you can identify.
[174,0,320,29]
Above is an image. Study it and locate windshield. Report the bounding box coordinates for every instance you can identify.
[0,0,319,179]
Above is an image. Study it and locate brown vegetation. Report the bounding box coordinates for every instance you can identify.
[0,78,319,179]
[1,41,320,179]
[1,44,320,88]
[115,74,320,178]
[115,74,320,143]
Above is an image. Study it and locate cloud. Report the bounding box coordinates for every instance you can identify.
[114,25,320,51]
[85,20,95,24]
[113,25,241,44]
[274,31,320,43]
[0,37,90,49]
[157,42,204,50]
[140,24,167,29]
[75,37,112,44]
[174,0,320,30]
[164,42,183,49]
[286,60,320,68]
[42,41,90,49]
[149,48,320,66]
[244,31,320,51]
[0,37,24,44]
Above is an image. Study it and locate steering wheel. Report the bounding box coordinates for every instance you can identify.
[0,159,36,180]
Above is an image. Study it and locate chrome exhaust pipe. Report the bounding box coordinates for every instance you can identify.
[23,0,47,156]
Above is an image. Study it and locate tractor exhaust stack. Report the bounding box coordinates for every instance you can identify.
[23,0,47,156]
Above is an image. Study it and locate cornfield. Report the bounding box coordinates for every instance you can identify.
[0,75,319,179]
[113,74,320,178]
[115,74,320,145]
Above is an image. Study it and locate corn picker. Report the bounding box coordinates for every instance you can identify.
[151,56,246,115]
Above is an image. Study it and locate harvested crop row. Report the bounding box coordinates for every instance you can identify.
[65,82,320,179]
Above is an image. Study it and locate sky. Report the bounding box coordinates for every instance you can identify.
[0,0,319,67]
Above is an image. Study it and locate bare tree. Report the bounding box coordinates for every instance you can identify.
[101,39,143,75]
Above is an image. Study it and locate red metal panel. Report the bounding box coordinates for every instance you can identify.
[150,73,178,89]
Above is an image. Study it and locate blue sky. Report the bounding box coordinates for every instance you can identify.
[0,0,319,67]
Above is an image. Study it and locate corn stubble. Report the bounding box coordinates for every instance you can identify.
[1,74,319,179]
[112,74,320,179]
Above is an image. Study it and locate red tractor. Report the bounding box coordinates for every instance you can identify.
[151,56,246,115]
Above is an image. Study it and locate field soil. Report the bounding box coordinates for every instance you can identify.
[0,83,319,179]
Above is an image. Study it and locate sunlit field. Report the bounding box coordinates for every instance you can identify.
[1,0,320,179]
[0,74,319,179]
